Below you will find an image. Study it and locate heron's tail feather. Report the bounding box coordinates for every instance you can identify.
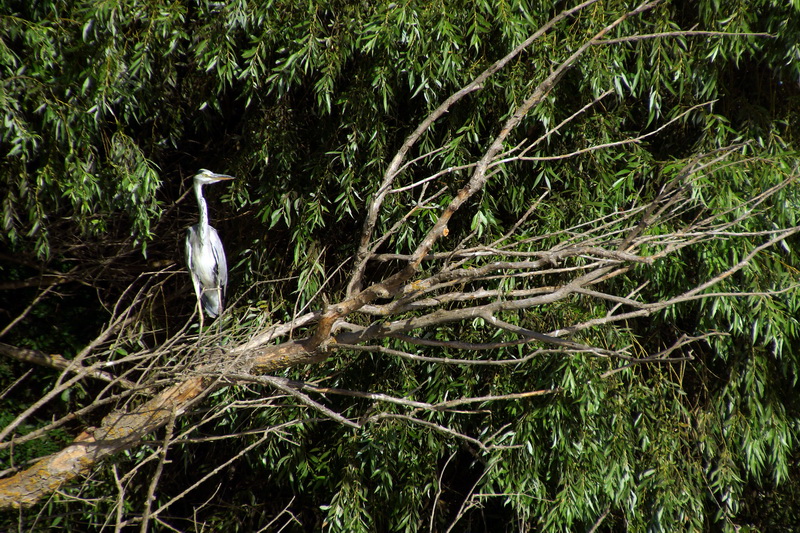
[201,289,223,318]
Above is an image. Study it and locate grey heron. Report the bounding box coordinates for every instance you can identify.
[185,169,235,318]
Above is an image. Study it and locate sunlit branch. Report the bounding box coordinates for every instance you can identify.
[365,412,490,452]
[348,0,606,295]
[493,101,713,167]
[336,342,569,366]
[257,375,361,429]
[596,30,773,46]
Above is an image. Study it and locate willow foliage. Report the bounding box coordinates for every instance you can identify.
[2,0,800,531]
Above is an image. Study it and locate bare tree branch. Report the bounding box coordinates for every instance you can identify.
[0,342,136,390]
[2,1,798,515]
[347,0,606,295]
[0,377,207,509]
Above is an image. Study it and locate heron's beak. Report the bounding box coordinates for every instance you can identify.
[210,173,235,181]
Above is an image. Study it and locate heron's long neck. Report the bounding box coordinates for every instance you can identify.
[194,181,210,239]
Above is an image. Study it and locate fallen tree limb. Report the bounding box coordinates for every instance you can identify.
[0,377,206,509]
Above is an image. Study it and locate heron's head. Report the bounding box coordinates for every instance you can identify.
[194,169,235,185]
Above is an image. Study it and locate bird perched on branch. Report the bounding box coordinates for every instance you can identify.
[185,169,235,318]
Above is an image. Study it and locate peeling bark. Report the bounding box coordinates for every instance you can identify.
[0,377,206,509]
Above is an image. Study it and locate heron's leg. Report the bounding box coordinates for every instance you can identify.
[197,295,205,331]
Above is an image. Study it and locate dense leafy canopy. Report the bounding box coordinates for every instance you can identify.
[2,0,800,531]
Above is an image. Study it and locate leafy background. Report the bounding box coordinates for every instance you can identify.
[2,0,800,531]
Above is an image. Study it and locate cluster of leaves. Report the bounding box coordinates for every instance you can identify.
[3,0,800,531]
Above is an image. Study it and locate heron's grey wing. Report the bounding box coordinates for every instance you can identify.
[208,226,228,306]
[185,225,202,300]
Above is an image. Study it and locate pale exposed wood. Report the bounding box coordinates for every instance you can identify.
[0,377,206,509]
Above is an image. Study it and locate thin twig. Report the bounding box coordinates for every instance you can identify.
[140,410,177,533]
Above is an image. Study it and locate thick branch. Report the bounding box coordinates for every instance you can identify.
[0,377,207,509]
[0,342,136,390]
[347,0,604,295]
